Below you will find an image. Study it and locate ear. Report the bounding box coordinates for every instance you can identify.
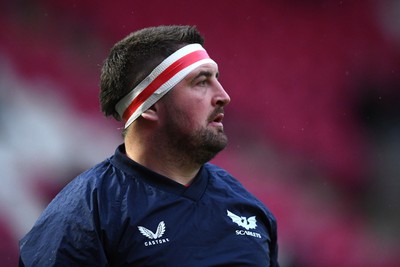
[140,104,159,121]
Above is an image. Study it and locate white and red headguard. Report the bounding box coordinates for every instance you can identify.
[115,43,217,128]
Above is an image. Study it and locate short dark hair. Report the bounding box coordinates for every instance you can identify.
[99,25,205,120]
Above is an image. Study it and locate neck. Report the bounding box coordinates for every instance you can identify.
[124,131,201,186]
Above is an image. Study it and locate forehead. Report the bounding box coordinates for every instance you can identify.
[184,62,219,79]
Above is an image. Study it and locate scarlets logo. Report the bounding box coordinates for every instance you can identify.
[227,210,261,239]
[227,210,257,230]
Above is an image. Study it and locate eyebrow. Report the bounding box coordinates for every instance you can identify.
[191,70,219,81]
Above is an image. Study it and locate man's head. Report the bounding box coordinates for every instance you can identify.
[100,25,230,165]
[100,25,204,121]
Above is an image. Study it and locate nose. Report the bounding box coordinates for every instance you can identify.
[213,81,231,107]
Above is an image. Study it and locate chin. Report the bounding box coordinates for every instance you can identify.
[198,135,228,163]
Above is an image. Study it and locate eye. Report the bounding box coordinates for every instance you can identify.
[197,79,208,86]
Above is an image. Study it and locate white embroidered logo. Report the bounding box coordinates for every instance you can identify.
[138,221,170,246]
[227,210,262,239]
[138,221,166,239]
[227,210,257,230]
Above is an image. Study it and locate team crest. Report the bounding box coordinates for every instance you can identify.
[227,210,261,238]
[227,210,257,230]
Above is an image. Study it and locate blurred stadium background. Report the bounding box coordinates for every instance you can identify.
[1,1,400,266]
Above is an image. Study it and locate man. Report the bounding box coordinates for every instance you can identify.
[19,25,279,266]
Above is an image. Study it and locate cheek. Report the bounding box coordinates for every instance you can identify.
[172,105,206,131]
[164,92,210,128]
[185,104,208,124]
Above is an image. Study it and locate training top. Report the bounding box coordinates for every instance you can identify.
[19,144,279,267]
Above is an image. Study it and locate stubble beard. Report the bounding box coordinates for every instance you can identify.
[185,126,228,165]
[162,112,228,166]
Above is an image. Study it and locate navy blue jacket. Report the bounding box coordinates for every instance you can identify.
[19,145,279,266]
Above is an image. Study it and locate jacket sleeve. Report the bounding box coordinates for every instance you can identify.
[19,177,108,267]
[268,212,280,267]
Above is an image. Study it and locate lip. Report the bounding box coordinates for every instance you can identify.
[209,113,224,127]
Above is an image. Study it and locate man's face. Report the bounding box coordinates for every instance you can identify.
[157,63,231,165]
